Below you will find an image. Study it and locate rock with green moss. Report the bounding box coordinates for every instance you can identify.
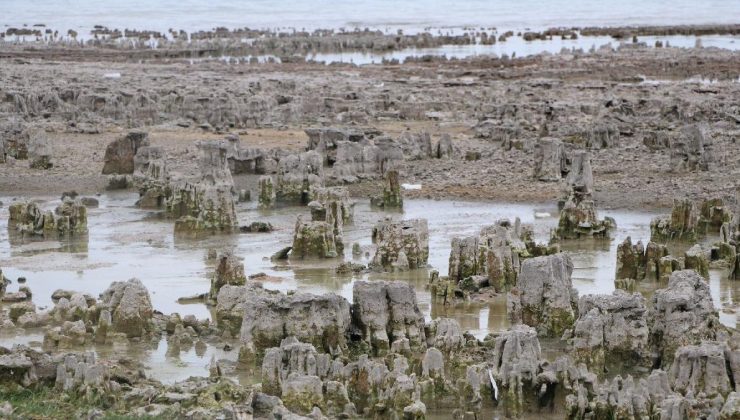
[684,244,709,278]
[449,219,549,293]
[615,237,670,286]
[8,198,88,238]
[98,278,153,338]
[305,186,354,256]
[698,198,733,235]
[276,151,324,205]
[425,318,465,353]
[370,218,429,271]
[238,289,350,364]
[507,253,578,337]
[258,175,276,209]
[570,290,650,373]
[291,215,340,258]
[555,152,615,240]
[168,140,237,235]
[650,198,700,242]
[371,169,403,209]
[133,146,170,208]
[210,252,247,298]
[280,373,325,414]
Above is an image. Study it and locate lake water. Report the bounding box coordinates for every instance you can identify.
[1,193,737,384]
[3,0,739,35]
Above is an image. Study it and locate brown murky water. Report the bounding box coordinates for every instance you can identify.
[1,192,737,387]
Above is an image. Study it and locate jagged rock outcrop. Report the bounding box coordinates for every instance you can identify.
[133,146,169,208]
[0,116,29,160]
[425,318,465,353]
[615,237,669,288]
[370,218,429,271]
[670,123,713,172]
[225,134,269,175]
[698,198,734,235]
[490,325,543,415]
[684,244,709,277]
[507,253,578,337]
[102,130,149,174]
[585,123,619,149]
[28,129,53,169]
[214,284,253,336]
[238,289,351,364]
[301,186,354,257]
[570,290,650,372]
[533,138,566,181]
[651,198,700,242]
[167,140,237,234]
[210,252,246,298]
[650,270,720,365]
[331,137,403,183]
[291,215,341,259]
[447,219,536,293]
[669,342,737,399]
[351,281,426,356]
[8,198,88,238]
[98,278,154,338]
[258,175,276,209]
[436,134,453,158]
[555,152,615,239]
[305,127,365,165]
[370,169,403,209]
[275,151,323,205]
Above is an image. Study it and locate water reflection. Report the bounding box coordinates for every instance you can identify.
[1,192,739,382]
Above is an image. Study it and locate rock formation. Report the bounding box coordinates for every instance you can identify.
[27,129,53,169]
[210,252,246,298]
[490,325,543,416]
[370,218,429,271]
[238,289,351,364]
[8,198,88,238]
[615,237,669,288]
[651,198,700,242]
[351,281,426,356]
[291,215,341,259]
[167,140,237,234]
[133,145,169,208]
[669,123,713,172]
[507,253,578,337]
[533,138,567,181]
[98,278,154,338]
[650,270,719,365]
[447,219,538,294]
[258,175,276,208]
[275,150,323,205]
[570,290,650,372]
[370,169,403,209]
[555,151,615,239]
[102,130,149,174]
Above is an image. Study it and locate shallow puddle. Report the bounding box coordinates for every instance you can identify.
[1,192,737,384]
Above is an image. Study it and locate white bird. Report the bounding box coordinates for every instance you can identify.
[488,368,498,402]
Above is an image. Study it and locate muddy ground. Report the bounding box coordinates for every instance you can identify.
[1,45,738,210]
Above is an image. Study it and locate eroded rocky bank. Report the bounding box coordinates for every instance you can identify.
[0,34,739,419]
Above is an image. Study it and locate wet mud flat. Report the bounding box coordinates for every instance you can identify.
[0,36,739,419]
